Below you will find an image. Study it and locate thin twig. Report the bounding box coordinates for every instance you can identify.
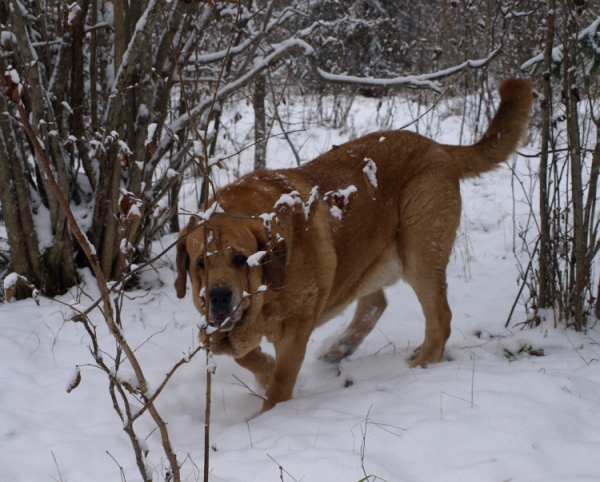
[505,238,539,328]
[50,451,64,482]
[267,454,299,482]
[246,420,254,448]
[439,391,480,420]
[106,451,127,482]
[232,374,270,404]
[132,345,204,422]
[361,405,372,480]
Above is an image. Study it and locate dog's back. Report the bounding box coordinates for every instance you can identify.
[303,78,532,190]
[301,79,532,314]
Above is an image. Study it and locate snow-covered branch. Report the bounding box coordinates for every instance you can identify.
[520,16,600,71]
[308,47,503,93]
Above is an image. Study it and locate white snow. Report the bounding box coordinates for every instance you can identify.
[82,231,97,256]
[273,188,319,222]
[329,205,343,220]
[258,212,276,230]
[128,204,141,218]
[145,122,157,146]
[199,201,225,221]
[247,251,267,267]
[274,190,301,209]
[118,139,132,155]
[65,367,81,393]
[2,91,600,482]
[209,156,223,167]
[3,272,22,291]
[363,157,378,188]
[1,31,17,46]
[193,140,204,157]
[5,67,20,85]
[120,238,133,255]
[338,185,357,199]
[303,186,319,221]
[61,100,73,114]
[207,353,217,374]
[324,185,357,220]
[5,67,23,97]
[31,202,55,251]
[67,2,81,25]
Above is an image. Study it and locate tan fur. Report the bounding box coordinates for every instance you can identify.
[175,79,533,413]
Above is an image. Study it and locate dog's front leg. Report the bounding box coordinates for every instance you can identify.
[260,326,311,413]
[234,346,275,388]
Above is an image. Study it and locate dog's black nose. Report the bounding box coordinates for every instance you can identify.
[209,286,233,316]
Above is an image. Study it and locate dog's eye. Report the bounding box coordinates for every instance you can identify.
[232,254,247,269]
[197,257,205,270]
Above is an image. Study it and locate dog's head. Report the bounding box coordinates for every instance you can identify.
[175,212,287,354]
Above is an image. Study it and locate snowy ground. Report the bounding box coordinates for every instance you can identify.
[2,93,600,482]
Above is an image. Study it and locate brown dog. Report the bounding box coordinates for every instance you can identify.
[175,79,533,413]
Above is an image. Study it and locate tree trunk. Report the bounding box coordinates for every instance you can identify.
[537,0,556,311]
[0,131,38,298]
[253,75,267,171]
[8,0,77,294]
[563,0,586,329]
[113,0,127,71]
[593,134,600,320]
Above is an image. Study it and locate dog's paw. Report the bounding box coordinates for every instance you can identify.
[319,351,345,365]
[259,399,276,414]
[408,344,445,368]
[320,338,356,364]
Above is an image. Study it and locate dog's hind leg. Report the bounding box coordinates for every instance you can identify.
[405,267,453,368]
[321,289,387,364]
[399,177,460,368]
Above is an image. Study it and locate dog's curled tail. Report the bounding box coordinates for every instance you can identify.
[445,78,533,179]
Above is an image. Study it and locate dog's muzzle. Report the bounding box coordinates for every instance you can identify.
[208,286,241,331]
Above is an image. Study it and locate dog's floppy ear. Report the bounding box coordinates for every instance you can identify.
[263,238,287,291]
[174,217,198,298]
